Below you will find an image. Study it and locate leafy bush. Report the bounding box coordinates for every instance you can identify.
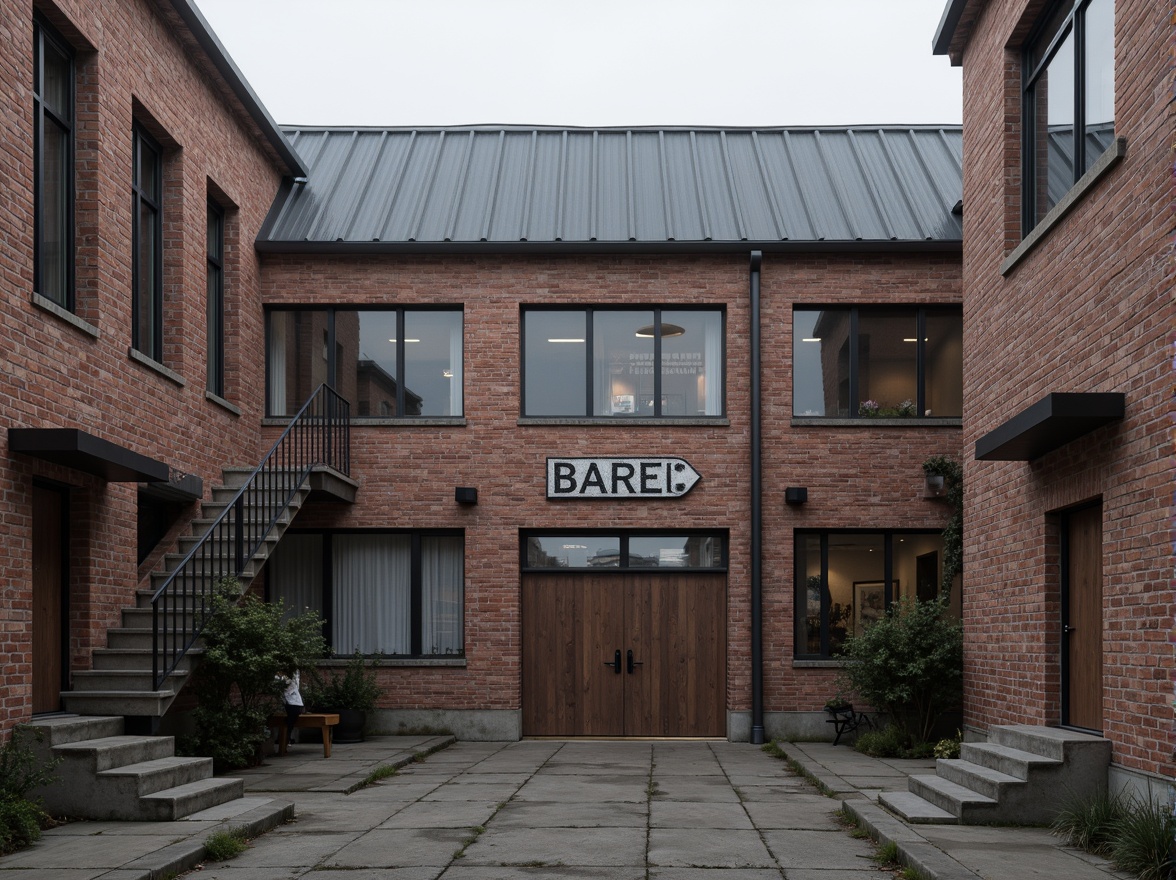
[837,596,962,747]
[304,650,380,713]
[933,732,962,760]
[854,724,909,758]
[923,455,962,597]
[1051,788,1128,856]
[179,580,326,771]
[0,732,59,855]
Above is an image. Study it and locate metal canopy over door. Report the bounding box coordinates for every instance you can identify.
[32,484,68,714]
[522,572,726,737]
[1062,503,1103,732]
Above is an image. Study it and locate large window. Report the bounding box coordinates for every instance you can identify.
[522,307,724,418]
[1023,0,1115,234]
[33,17,74,309]
[267,531,464,657]
[132,125,163,361]
[267,307,463,417]
[792,307,962,419]
[795,530,946,659]
[206,201,225,397]
[523,531,726,570]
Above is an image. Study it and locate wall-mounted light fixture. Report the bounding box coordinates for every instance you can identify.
[455,487,478,505]
[784,487,808,505]
[923,473,946,499]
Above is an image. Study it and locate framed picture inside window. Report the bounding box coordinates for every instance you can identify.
[853,581,890,636]
[611,394,635,414]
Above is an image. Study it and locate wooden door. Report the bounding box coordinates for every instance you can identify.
[522,572,725,737]
[625,573,726,737]
[1063,504,1103,731]
[32,485,66,714]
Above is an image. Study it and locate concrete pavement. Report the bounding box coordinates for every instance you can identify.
[0,734,1131,879]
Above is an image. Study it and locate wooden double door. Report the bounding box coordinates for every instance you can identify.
[522,572,726,737]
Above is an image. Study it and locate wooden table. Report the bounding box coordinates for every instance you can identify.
[268,712,340,758]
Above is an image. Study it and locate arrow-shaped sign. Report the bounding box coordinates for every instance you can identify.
[546,457,702,499]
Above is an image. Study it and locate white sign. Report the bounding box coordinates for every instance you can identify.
[546,457,701,499]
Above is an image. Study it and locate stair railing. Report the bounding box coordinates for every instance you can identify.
[151,384,350,689]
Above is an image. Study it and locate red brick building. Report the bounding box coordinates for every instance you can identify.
[1,0,968,749]
[935,0,1173,797]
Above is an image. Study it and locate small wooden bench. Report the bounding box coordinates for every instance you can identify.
[268,713,340,758]
[825,704,873,746]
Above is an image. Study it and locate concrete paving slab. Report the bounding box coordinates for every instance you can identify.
[649,871,785,880]
[762,828,878,870]
[513,773,650,802]
[325,827,470,868]
[742,798,844,830]
[915,825,1126,879]
[377,799,502,829]
[419,781,522,802]
[649,800,754,829]
[442,868,645,880]
[491,799,647,828]
[0,835,169,869]
[184,795,277,820]
[218,830,360,868]
[649,828,777,868]
[462,825,648,867]
[653,776,742,803]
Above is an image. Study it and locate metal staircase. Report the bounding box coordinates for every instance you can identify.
[24,385,355,821]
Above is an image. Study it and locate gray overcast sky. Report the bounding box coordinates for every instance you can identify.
[192,0,961,129]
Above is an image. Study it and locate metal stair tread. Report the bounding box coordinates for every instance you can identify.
[911,774,997,805]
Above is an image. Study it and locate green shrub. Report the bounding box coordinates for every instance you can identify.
[933,732,962,760]
[178,579,326,771]
[0,795,47,856]
[1108,797,1175,880]
[837,596,962,747]
[0,731,60,855]
[304,650,380,713]
[203,825,249,861]
[1051,788,1128,855]
[855,724,909,758]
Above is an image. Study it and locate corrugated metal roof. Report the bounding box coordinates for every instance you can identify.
[259,126,963,253]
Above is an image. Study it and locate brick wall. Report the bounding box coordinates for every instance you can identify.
[0,0,286,732]
[955,0,1174,776]
[259,251,962,720]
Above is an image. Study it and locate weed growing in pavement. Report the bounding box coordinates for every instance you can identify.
[203,825,250,861]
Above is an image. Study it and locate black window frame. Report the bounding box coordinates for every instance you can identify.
[265,305,464,419]
[269,528,465,659]
[520,305,727,419]
[521,529,728,571]
[794,529,943,660]
[1021,0,1115,236]
[206,200,225,397]
[131,123,164,361]
[791,304,962,419]
[33,16,75,310]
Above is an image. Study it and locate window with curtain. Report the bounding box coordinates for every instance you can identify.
[795,530,945,659]
[792,306,962,419]
[267,531,464,657]
[266,307,463,418]
[1022,0,1115,234]
[522,307,724,418]
[33,17,74,310]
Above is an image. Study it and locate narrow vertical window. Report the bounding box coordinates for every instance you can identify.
[33,18,74,309]
[206,201,225,396]
[132,125,163,361]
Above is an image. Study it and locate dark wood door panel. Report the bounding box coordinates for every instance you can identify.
[32,485,65,714]
[1065,504,1103,731]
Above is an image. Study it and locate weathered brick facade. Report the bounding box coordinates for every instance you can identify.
[0,0,290,732]
[941,0,1174,781]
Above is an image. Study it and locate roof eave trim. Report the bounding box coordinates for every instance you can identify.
[254,239,963,257]
[165,0,308,178]
[932,0,970,60]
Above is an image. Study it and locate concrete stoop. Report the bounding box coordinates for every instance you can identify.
[17,715,245,821]
[879,724,1111,825]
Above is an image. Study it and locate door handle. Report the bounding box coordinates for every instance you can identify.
[1063,625,1076,634]
[627,649,643,674]
[604,649,621,674]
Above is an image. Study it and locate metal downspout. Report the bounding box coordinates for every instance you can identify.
[749,250,765,745]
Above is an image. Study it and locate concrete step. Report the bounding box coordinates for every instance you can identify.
[61,689,175,716]
[959,741,1060,780]
[15,716,125,757]
[935,758,1024,801]
[69,669,188,692]
[100,755,215,797]
[51,734,175,772]
[134,588,204,610]
[122,607,199,629]
[140,776,247,822]
[908,774,998,823]
[877,790,958,825]
[91,646,204,670]
[992,724,1111,763]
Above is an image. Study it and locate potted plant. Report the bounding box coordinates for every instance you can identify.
[305,651,381,743]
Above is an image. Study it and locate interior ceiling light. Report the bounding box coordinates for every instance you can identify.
[802,337,821,342]
[548,338,585,343]
[388,338,421,343]
[635,323,686,338]
[442,369,453,378]
[903,338,929,342]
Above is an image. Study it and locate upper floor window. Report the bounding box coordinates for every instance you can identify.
[1023,0,1115,234]
[522,307,724,418]
[33,17,74,309]
[267,307,463,418]
[206,201,225,397]
[796,530,946,659]
[792,306,962,419]
[132,125,163,361]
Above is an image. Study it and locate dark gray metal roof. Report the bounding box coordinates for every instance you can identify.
[258,126,963,254]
